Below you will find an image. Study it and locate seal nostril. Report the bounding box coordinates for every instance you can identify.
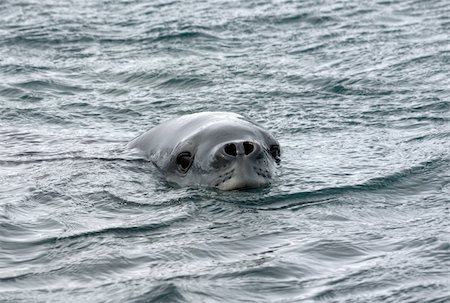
[243,141,254,155]
[224,143,237,157]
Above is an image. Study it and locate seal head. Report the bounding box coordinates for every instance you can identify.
[128,112,280,190]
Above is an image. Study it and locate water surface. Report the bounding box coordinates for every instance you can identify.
[1,0,449,302]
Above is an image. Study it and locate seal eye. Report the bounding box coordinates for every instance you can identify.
[176,151,193,173]
[269,145,281,163]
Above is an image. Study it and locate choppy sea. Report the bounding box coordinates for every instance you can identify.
[1,0,449,302]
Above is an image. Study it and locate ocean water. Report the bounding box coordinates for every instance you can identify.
[1,0,449,302]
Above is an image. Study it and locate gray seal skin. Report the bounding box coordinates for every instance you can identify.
[127,112,281,190]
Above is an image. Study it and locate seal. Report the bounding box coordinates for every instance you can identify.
[127,112,281,190]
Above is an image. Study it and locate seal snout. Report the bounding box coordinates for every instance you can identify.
[222,141,259,158]
[212,140,272,190]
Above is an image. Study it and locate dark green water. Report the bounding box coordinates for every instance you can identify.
[1,0,449,302]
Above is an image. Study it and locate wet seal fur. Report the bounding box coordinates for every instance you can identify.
[127,112,281,190]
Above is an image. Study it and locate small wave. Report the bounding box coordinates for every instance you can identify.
[155,76,213,90]
[302,240,367,261]
[0,108,72,125]
[152,30,220,42]
[326,84,393,96]
[112,70,213,90]
[131,283,186,303]
[288,43,328,54]
[353,157,448,191]
[0,221,172,248]
[253,157,449,210]
[60,102,143,120]
[14,79,90,95]
[0,156,146,166]
[321,78,394,96]
[0,85,44,102]
[273,13,336,25]
[410,100,450,112]
[4,31,95,47]
[388,54,437,70]
[0,63,51,74]
[361,99,449,117]
[0,86,25,97]
[405,131,450,143]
